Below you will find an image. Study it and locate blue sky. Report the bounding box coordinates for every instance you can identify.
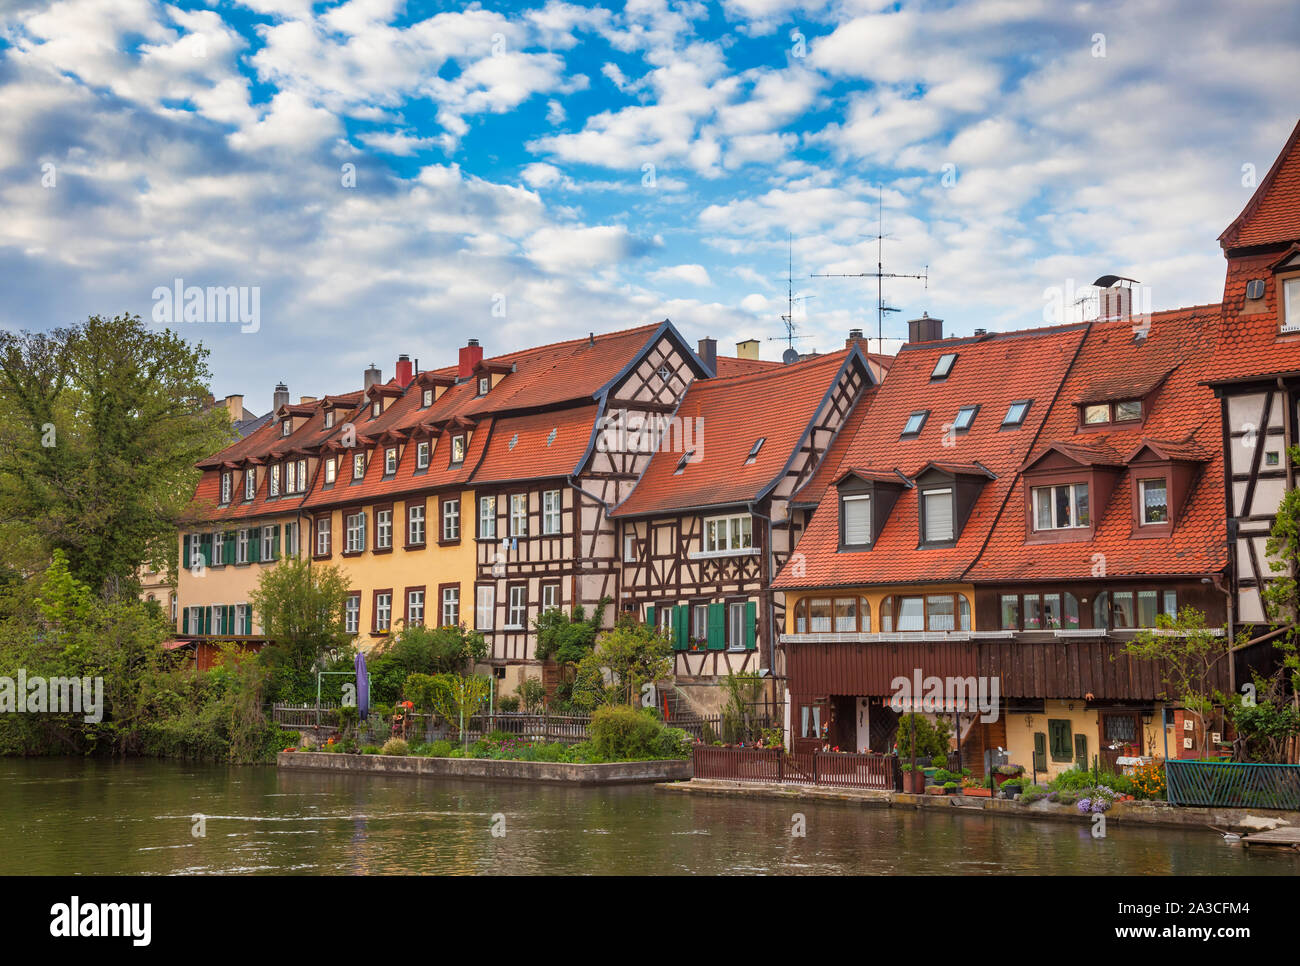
[1,0,1298,412]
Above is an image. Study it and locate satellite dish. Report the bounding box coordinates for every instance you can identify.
[782,347,800,364]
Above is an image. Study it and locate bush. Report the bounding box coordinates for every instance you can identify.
[587,705,688,760]
[894,714,951,760]
[359,745,380,755]
[497,696,520,712]
[381,737,409,756]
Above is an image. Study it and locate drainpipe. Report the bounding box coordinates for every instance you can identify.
[748,501,780,708]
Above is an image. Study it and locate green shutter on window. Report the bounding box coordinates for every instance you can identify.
[744,601,757,651]
[224,531,236,565]
[271,525,280,561]
[1033,732,1047,772]
[202,606,211,635]
[201,533,213,566]
[707,602,725,650]
[645,605,655,628]
[283,523,293,557]
[1048,719,1072,762]
[182,534,191,569]
[248,528,260,563]
[181,607,188,635]
[673,604,689,651]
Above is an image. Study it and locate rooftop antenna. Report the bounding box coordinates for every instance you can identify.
[811,184,928,352]
[767,234,816,363]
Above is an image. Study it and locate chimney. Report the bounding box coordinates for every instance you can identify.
[458,338,484,379]
[697,337,717,373]
[272,382,289,412]
[363,364,381,390]
[907,313,943,343]
[974,328,987,337]
[223,394,244,424]
[735,338,760,361]
[395,353,413,386]
[299,396,317,405]
[1095,277,1134,322]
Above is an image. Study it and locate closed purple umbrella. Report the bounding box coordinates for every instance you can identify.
[355,650,369,721]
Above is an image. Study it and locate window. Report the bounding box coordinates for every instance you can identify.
[541,583,560,612]
[385,447,398,475]
[282,419,292,437]
[692,603,708,642]
[623,531,637,562]
[1284,277,1300,331]
[1000,592,1081,631]
[1048,719,1072,762]
[296,458,306,491]
[510,494,528,537]
[344,595,360,634]
[324,458,336,484]
[728,601,746,651]
[506,585,527,629]
[1032,483,1090,530]
[442,498,460,541]
[902,411,928,436]
[1139,478,1168,524]
[922,488,954,543]
[261,525,275,560]
[999,594,1020,630]
[1115,399,1142,421]
[220,472,232,504]
[703,513,752,553]
[235,603,250,635]
[1093,588,1176,629]
[212,531,225,565]
[1002,400,1030,427]
[353,452,366,480]
[278,462,289,496]
[441,586,459,626]
[953,405,977,431]
[407,588,425,626]
[451,434,466,464]
[476,585,495,630]
[542,489,561,535]
[244,470,256,500]
[478,376,490,396]
[375,509,392,549]
[345,511,365,553]
[794,596,870,633]
[371,400,381,418]
[416,441,430,469]
[407,504,425,546]
[745,438,765,464]
[422,388,433,407]
[479,496,496,538]
[325,410,335,429]
[881,594,970,633]
[842,494,871,547]
[931,353,957,379]
[285,521,299,557]
[373,592,391,632]
[1082,400,1143,426]
[236,528,250,564]
[315,517,330,556]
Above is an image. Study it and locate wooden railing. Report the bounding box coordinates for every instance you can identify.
[1165,760,1300,810]
[693,745,900,791]
[272,702,341,729]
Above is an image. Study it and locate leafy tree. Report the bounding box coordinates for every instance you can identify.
[0,314,232,595]
[430,673,491,744]
[1224,670,1300,762]
[721,672,765,744]
[368,623,487,704]
[533,598,609,664]
[571,614,673,711]
[1261,443,1300,691]
[250,558,352,701]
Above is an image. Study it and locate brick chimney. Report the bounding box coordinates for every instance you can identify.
[1095,276,1134,322]
[395,353,413,386]
[223,394,244,423]
[272,382,289,412]
[907,313,943,343]
[735,338,760,361]
[697,337,717,373]
[458,338,484,379]
[363,364,381,390]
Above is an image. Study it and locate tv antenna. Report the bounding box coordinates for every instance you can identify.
[767,234,816,363]
[811,184,928,351]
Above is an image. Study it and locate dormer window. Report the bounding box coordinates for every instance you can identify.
[422,389,433,408]
[901,411,928,437]
[220,472,232,504]
[451,435,466,464]
[353,452,366,480]
[745,438,766,464]
[1115,399,1142,421]
[324,458,336,484]
[244,469,256,500]
[1002,400,1030,427]
[325,410,335,429]
[1138,478,1168,525]
[952,405,978,432]
[842,494,871,547]
[1081,398,1143,427]
[371,401,381,419]
[1083,404,1109,425]
[385,447,398,475]
[477,376,490,396]
[1281,274,1300,332]
[920,487,954,543]
[931,353,957,380]
[281,419,292,437]
[1032,483,1090,531]
[417,441,430,469]
[270,464,282,497]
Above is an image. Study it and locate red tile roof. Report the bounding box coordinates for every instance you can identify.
[1219,118,1300,251]
[611,349,865,517]
[788,388,877,507]
[714,355,783,376]
[1210,248,1300,383]
[968,305,1226,581]
[473,405,600,484]
[772,324,1090,589]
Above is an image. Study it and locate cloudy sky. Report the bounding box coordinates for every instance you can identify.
[1,0,1297,412]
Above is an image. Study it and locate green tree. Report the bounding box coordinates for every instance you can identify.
[571,615,673,711]
[533,598,609,664]
[431,673,491,744]
[0,314,232,595]
[1261,443,1300,691]
[250,558,352,701]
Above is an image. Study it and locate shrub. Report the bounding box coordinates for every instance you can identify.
[587,705,688,760]
[894,714,951,761]
[497,696,520,712]
[359,745,380,755]
[381,737,409,756]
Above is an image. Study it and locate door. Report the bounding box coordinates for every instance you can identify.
[1100,711,1142,771]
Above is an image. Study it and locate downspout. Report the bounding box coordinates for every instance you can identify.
[748,501,781,706]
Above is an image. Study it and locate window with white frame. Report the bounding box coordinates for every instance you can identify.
[510,494,528,537]
[344,595,360,634]
[1139,478,1169,525]
[1032,482,1091,531]
[1284,277,1300,331]
[922,488,954,543]
[623,530,637,562]
[692,603,708,642]
[416,441,429,469]
[213,531,225,564]
[407,589,425,626]
[244,470,256,500]
[345,511,365,552]
[371,400,381,418]
[325,410,335,429]
[542,489,562,535]
[324,458,336,484]
[541,583,560,612]
[728,601,746,650]
[315,517,330,555]
[374,592,391,632]
[703,513,752,554]
[285,521,299,556]
[842,494,871,546]
[441,586,459,627]
[408,504,425,545]
[282,461,293,494]
[479,496,496,538]
[220,472,232,504]
[443,498,460,541]
[376,509,392,549]
[236,528,250,564]
[506,585,527,628]
[385,447,398,475]
[261,525,275,560]
[295,459,306,492]
[282,419,292,437]
[353,452,366,480]
[476,585,494,630]
[236,603,251,635]
[451,435,466,464]
[421,388,433,407]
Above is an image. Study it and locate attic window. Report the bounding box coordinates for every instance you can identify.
[422,389,433,408]
[478,376,490,396]
[674,449,696,475]
[325,410,335,429]
[450,435,466,464]
[384,447,398,475]
[281,419,292,437]
[371,401,381,418]
[1283,277,1300,332]
[1002,400,1030,427]
[901,411,928,437]
[745,438,766,464]
[547,427,557,447]
[1081,399,1142,427]
[953,405,978,432]
[931,353,957,380]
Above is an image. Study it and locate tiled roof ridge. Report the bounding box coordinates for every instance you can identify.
[1219,116,1300,249]
[894,319,1088,351]
[683,346,852,393]
[420,321,665,378]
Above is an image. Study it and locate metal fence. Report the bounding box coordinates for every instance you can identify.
[1165,759,1300,810]
[693,745,900,791]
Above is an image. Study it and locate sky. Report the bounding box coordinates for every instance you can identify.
[1,0,1298,413]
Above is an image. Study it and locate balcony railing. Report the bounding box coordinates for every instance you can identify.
[692,745,901,791]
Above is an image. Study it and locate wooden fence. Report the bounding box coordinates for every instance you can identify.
[1165,759,1300,810]
[693,745,900,791]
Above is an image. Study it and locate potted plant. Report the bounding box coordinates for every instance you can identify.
[961,775,993,798]
[925,784,946,796]
[942,781,959,795]
[901,763,926,793]
[993,763,1025,787]
[1000,778,1025,799]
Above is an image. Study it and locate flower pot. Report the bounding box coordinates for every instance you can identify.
[925,785,945,796]
[961,787,992,798]
[903,770,926,793]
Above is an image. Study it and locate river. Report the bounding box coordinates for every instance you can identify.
[1,758,1294,875]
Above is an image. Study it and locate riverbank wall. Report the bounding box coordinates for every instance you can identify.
[278,751,691,785]
[659,779,1300,836]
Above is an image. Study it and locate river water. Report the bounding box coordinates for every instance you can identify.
[1,758,1294,875]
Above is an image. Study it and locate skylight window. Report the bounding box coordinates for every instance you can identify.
[1002,400,1031,427]
[901,411,928,437]
[674,449,696,475]
[953,406,978,432]
[931,353,957,379]
[745,438,766,464]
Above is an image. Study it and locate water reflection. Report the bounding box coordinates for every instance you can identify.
[0,759,1293,876]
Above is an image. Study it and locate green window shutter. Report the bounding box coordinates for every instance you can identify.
[244,603,251,636]
[202,606,210,635]
[1033,732,1047,772]
[283,523,292,557]
[1048,719,1072,762]
[707,602,725,650]
[249,528,260,563]
[225,605,234,635]
[272,525,281,561]
[645,605,655,628]
[200,533,212,566]
[182,534,191,569]
[224,532,236,565]
[673,604,689,651]
[744,601,757,650]
[181,608,188,635]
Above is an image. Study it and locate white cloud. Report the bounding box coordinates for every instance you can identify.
[652,263,712,286]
